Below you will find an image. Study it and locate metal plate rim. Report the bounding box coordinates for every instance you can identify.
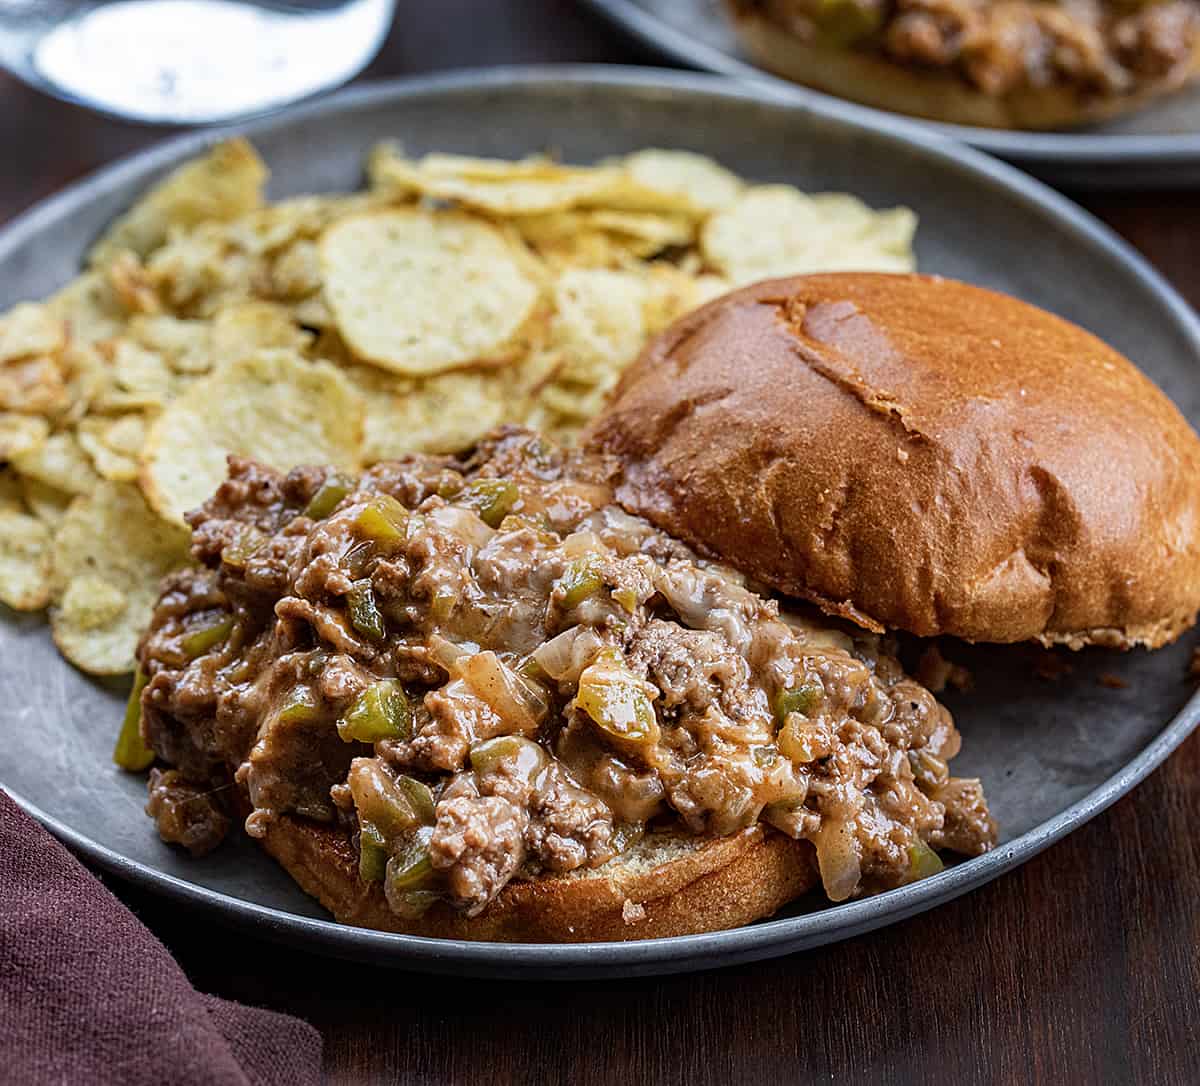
[3,64,1199,977]
[582,0,1200,172]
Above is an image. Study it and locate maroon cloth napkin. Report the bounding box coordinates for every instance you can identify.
[0,790,322,1086]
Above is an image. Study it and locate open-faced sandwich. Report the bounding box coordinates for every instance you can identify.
[725,0,1200,129]
[124,272,1200,941]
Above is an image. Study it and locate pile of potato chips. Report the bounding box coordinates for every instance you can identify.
[0,137,916,676]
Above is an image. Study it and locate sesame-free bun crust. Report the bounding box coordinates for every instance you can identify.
[261,817,817,942]
[728,8,1200,130]
[585,273,1200,649]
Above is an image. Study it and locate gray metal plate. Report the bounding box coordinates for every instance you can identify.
[584,0,1200,187]
[1,68,1197,978]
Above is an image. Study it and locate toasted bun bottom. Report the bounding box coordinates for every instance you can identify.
[730,11,1200,130]
[260,817,817,942]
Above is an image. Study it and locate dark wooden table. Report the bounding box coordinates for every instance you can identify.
[4,3,1198,1082]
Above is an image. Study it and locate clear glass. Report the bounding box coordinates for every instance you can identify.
[0,0,396,124]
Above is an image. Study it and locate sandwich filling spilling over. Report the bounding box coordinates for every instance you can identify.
[137,428,995,920]
[734,0,1200,100]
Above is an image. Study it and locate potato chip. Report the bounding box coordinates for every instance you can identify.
[93,339,173,412]
[46,271,129,347]
[126,314,212,374]
[0,508,53,611]
[211,301,313,360]
[0,468,24,512]
[320,209,541,377]
[515,209,696,268]
[270,239,323,299]
[89,138,268,266]
[0,303,66,363]
[369,147,623,216]
[50,481,191,674]
[107,251,161,315]
[344,364,509,462]
[145,223,268,314]
[0,414,49,460]
[57,344,109,424]
[0,355,69,416]
[77,414,146,482]
[549,268,649,389]
[414,152,568,180]
[701,185,916,285]
[12,430,99,495]
[141,348,364,524]
[20,476,72,525]
[618,150,744,213]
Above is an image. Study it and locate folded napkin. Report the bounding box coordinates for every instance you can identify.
[0,790,322,1086]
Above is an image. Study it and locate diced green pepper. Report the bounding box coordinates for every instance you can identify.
[813,0,883,45]
[395,775,436,825]
[277,685,320,725]
[303,474,353,520]
[385,825,437,892]
[180,614,235,659]
[556,558,604,610]
[773,682,823,725]
[430,585,456,622]
[460,477,518,528]
[613,587,638,614]
[436,474,464,499]
[113,665,154,772]
[389,889,441,918]
[221,526,261,570]
[354,494,408,544]
[469,735,547,780]
[347,579,386,641]
[576,654,657,743]
[905,839,945,883]
[358,820,389,882]
[752,745,777,768]
[348,761,428,839]
[337,679,412,743]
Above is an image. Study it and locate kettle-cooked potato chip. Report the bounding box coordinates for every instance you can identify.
[0,508,53,611]
[11,430,99,495]
[701,185,916,285]
[618,149,744,214]
[49,481,191,674]
[321,209,541,377]
[89,138,268,267]
[0,303,66,363]
[0,414,50,460]
[141,348,364,524]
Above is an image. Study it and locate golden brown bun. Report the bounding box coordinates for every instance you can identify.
[728,8,1200,131]
[584,273,1200,650]
[260,817,817,942]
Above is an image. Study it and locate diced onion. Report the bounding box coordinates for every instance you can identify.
[429,503,495,550]
[532,626,604,683]
[813,818,862,902]
[426,632,477,676]
[461,650,547,735]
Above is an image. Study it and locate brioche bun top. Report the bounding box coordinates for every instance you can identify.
[585,273,1200,649]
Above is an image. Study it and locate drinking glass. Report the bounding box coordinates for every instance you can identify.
[0,0,396,124]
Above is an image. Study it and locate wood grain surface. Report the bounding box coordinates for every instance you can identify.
[3,2,1198,1082]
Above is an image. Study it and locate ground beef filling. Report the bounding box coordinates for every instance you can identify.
[741,0,1200,99]
[137,428,995,919]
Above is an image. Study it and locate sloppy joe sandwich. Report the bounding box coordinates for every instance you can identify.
[724,0,1200,129]
[586,272,1200,650]
[131,430,994,941]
